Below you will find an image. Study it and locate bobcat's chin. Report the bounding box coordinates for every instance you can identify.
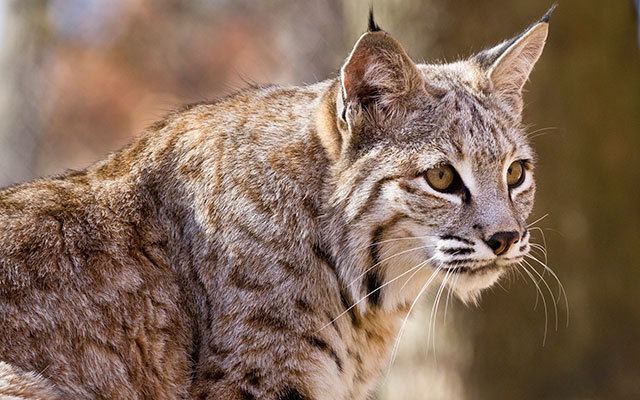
[446,265,506,306]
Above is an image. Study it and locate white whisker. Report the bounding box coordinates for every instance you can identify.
[495,279,509,293]
[526,126,559,139]
[523,258,559,331]
[319,259,433,332]
[443,271,461,323]
[520,262,549,345]
[512,263,537,308]
[387,265,442,375]
[527,214,549,228]
[399,259,430,293]
[362,235,437,250]
[528,227,548,256]
[346,244,430,288]
[525,253,569,328]
[529,243,548,260]
[428,268,451,358]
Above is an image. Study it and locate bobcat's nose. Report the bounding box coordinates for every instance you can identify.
[485,231,519,256]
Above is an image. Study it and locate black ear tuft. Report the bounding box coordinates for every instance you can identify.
[368,6,381,32]
[539,3,558,23]
[475,5,555,70]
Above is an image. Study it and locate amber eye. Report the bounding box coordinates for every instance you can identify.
[507,161,525,188]
[425,164,456,192]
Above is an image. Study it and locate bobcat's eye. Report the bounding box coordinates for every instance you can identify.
[425,164,457,192]
[507,161,525,188]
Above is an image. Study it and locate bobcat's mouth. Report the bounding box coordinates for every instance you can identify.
[441,262,498,275]
[434,254,525,304]
[440,256,523,275]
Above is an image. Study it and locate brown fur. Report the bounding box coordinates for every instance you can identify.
[0,10,552,400]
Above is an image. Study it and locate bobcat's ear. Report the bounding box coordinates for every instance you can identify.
[339,13,423,127]
[474,5,555,112]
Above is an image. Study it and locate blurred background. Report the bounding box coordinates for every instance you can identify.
[1,0,638,399]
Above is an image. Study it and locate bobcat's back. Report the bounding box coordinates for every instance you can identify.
[0,135,192,398]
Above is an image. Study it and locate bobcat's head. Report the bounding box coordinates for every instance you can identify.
[322,8,553,310]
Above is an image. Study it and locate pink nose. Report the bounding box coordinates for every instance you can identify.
[485,231,519,256]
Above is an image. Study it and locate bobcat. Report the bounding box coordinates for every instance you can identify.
[0,7,554,400]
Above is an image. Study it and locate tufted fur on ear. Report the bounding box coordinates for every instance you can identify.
[339,13,424,130]
[474,5,555,113]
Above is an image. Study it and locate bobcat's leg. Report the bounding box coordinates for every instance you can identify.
[0,362,61,400]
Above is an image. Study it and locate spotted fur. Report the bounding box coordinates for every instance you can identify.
[0,9,553,400]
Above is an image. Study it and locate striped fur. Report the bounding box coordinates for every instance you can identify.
[0,10,551,400]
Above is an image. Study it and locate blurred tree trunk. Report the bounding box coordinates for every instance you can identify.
[0,0,49,187]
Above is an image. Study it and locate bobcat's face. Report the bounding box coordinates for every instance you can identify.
[330,12,550,308]
[370,66,537,304]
